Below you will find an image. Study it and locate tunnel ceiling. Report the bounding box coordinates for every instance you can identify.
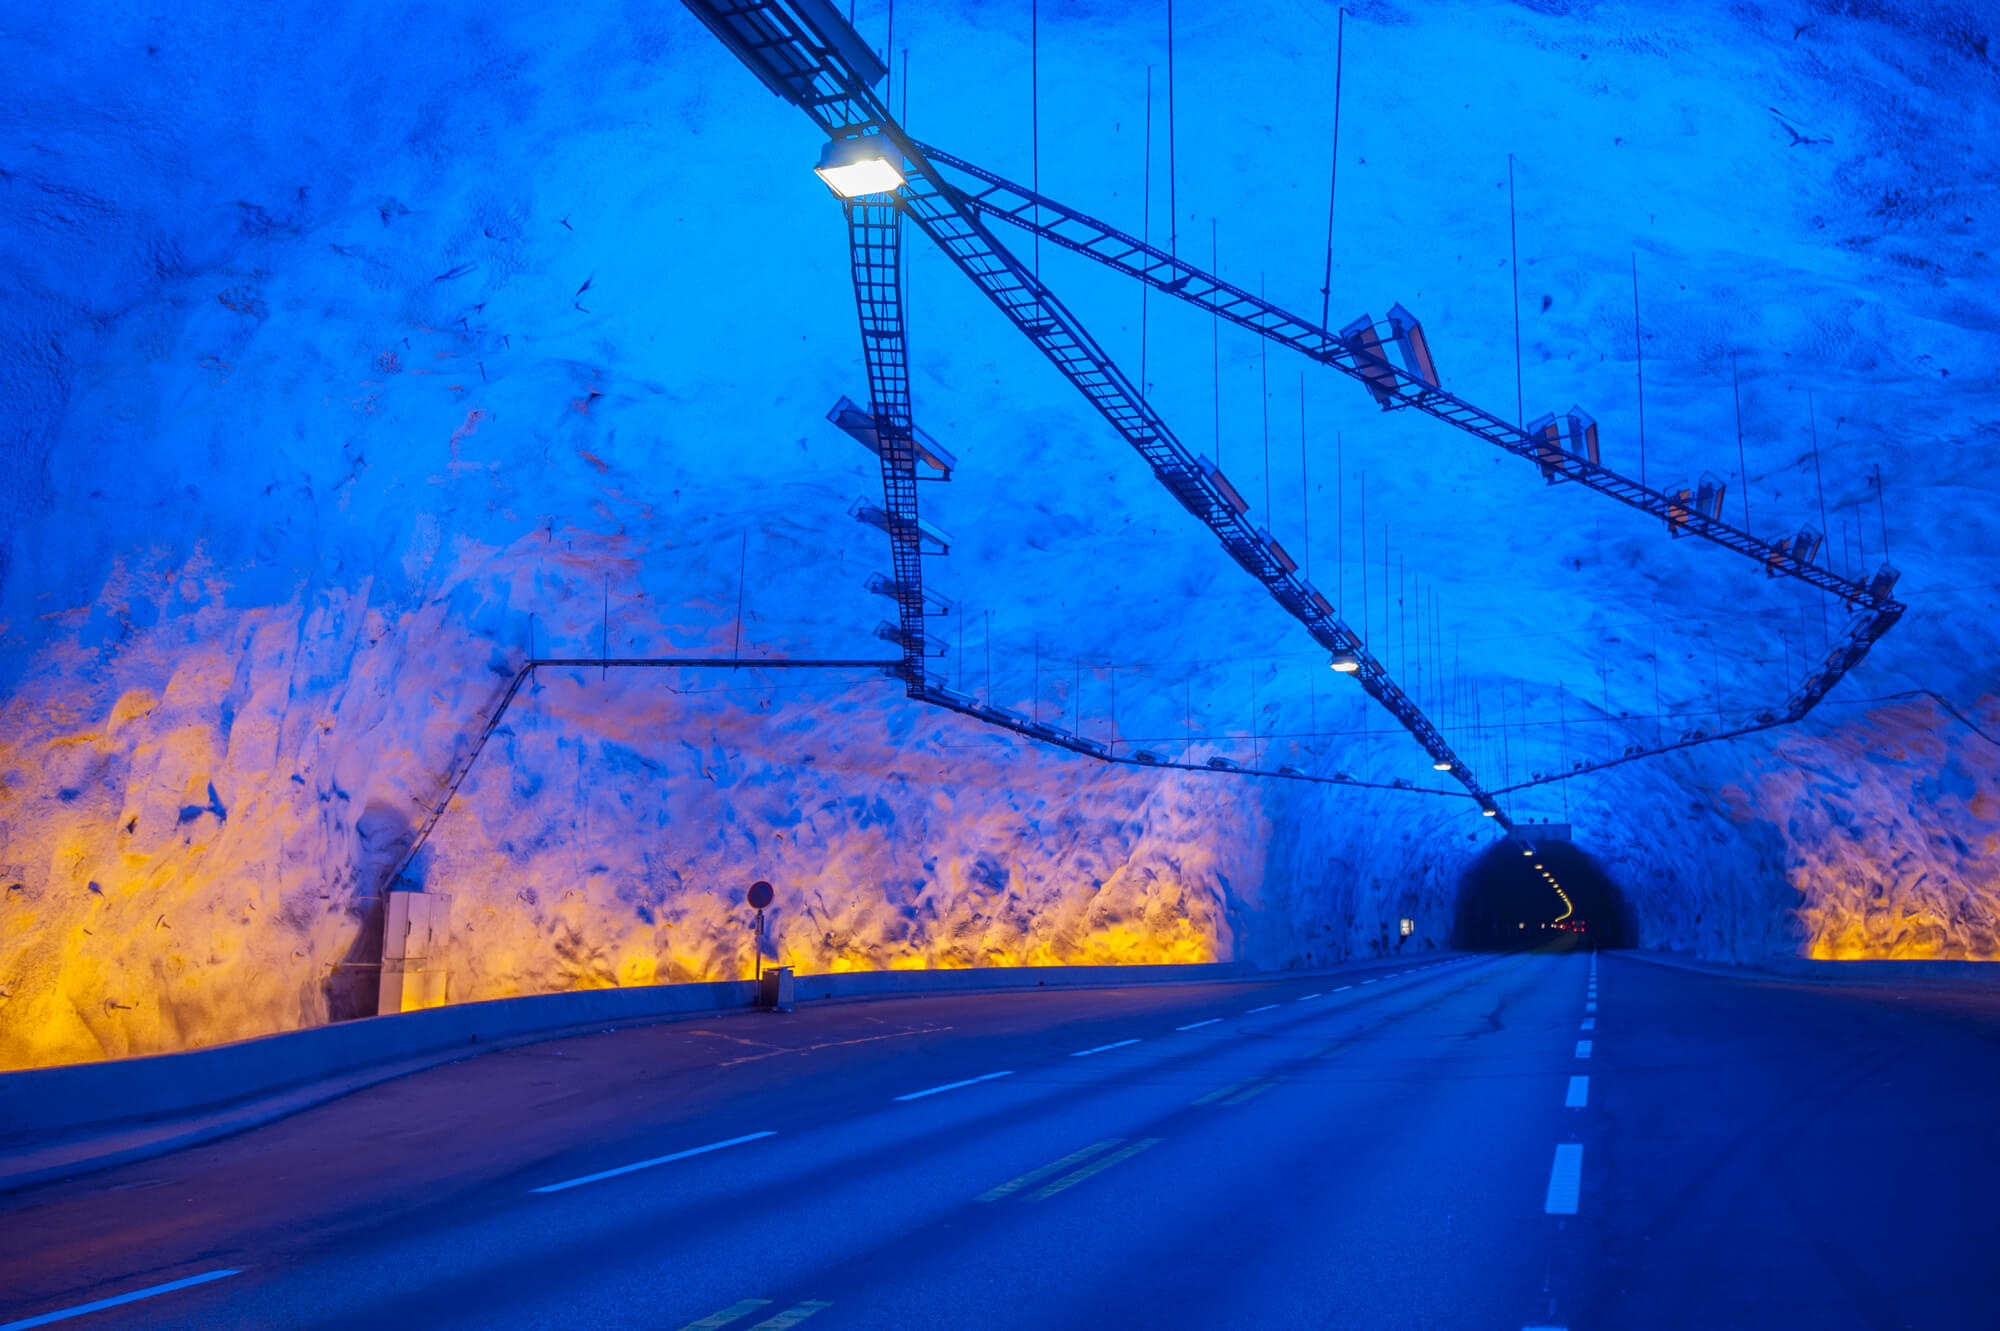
[2,0,1997,1067]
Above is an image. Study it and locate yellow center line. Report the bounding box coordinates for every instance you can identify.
[1222,1079,1279,1105]
[1030,1137,1164,1200]
[746,1301,835,1330]
[974,1139,1123,1202]
[1193,1081,1247,1105]
[676,1299,774,1330]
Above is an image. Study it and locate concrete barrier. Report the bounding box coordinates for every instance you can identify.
[0,959,1261,1189]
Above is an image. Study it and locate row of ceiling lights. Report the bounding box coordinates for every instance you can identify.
[1522,845,1575,924]
[1328,652,1503,812]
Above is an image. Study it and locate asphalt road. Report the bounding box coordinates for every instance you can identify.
[3,948,1997,1330]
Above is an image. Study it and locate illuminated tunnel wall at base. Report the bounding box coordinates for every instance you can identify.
[3,0,1998,1070]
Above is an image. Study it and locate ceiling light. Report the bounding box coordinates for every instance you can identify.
[814,134,906,197]
[1329,653,1360,673]
[1481,808,1497,817]
[1432,759,1453,771]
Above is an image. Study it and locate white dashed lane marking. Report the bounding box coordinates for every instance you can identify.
[1176,1018,1221,1032]
[532,1131,777,1194]
[1580,1018,1595,1030]
[893,1071,1014,1102]
[0,1270,243,1331]
[1565,1075,1589,1107]
[1545,1143,1584,1214]
[1070,1039,1141,1058]
[1575,1040,1593,1059]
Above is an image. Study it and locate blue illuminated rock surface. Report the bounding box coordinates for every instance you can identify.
[1,0,1994,1067]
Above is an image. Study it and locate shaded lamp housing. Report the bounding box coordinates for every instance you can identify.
[814,134,906,197]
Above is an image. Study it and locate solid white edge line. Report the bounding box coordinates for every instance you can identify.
[1545,1142,1584,1214]
[1575,1040,1593,1059]
[0,1269,244,1331]
[1176,1018,1221,1031]
[532,1130,778,1193]
[1246,1003,1279,1013]
[893,1070,1015,1102]
[1565,1075,1589,1108]
[1070,1038,1142,1057]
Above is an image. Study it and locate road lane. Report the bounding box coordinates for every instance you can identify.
[0,956,1477,1327]
[4,948,1994,1329]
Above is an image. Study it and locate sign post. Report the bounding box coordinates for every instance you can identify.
[745,880,774,983]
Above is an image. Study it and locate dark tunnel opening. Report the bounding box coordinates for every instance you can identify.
[1453,839,1634,950]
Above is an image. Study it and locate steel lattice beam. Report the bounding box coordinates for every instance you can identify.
[912,142,1908,787]
[679,0,1506,822]
[844,197,932,694]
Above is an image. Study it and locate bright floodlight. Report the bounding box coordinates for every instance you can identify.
[814,134,905,197]
[1329,653,1360,673]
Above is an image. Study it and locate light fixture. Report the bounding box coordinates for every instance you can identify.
[814,134,906,197]
[1481,808,1497,818]
[1329,652,1360,673]
[1432,759,1453,771]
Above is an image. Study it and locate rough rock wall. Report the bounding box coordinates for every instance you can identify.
[0,561,1435,1069]
[6,0,2000,1070]
[426,667,1254,1002]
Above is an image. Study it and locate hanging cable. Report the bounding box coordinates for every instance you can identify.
[1166,0,1177,262]
[1212,219,1221,462]
[1031,0,1039,281]
[1809,389,1830,646]
[1732,352,1751,533]
[1874,462,1890,561]
[1318,6,1345,340]
[1509,153,1523,428]
[1299,374,1311,584]
[1632,253,1646,489]
[1141,65,1152,397]
[1261,273,1272,518]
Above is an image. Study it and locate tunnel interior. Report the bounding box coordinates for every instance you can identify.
[1453,839,1634,950]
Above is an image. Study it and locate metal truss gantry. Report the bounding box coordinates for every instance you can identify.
[914,147,1907,790]
[683,0,1508,817]
[679,0,1895,821]
[684,0,1499,819]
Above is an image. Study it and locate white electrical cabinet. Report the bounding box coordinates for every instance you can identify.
[378,890,451,1015]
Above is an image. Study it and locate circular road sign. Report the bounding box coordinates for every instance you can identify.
[745,880,774,910]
